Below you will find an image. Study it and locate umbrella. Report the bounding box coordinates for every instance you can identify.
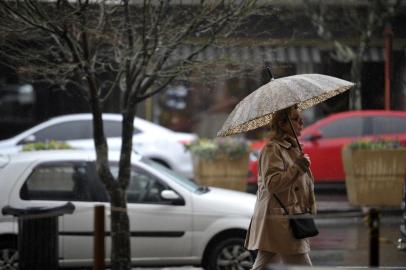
[217,72,354,141]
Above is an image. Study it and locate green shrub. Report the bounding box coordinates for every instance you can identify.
[22,140,72,151]
[185,138,249,161]
[346,138,404,150]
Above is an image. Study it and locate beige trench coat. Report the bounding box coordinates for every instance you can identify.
[244,135,317,255]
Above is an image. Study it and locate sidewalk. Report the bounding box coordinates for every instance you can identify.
[316,193,402,215]
[316,193,357,213]
[317,198,359,213]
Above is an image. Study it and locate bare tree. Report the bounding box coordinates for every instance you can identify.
[0,1,258,269]
[302,0,401,110]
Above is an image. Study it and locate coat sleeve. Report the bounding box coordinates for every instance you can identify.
[261,144,305,193]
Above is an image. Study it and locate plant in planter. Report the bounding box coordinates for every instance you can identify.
[22,140,72,151]
[186,138,250,191]
[342,138,406,207]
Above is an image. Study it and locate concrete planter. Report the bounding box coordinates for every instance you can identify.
[192,155,249,192]
[342,148,406,206]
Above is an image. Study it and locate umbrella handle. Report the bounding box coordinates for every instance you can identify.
[286,114,314,178]
[266,66,275,81]
[285,112,303,153]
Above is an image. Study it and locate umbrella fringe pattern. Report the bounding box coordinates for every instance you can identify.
[217,74,354,137]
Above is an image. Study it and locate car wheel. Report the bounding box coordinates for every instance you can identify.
[0,240,18,270]
[207,237,255,270]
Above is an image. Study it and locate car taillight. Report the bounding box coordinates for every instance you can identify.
[179,139,194,152]
[178,139,191,145]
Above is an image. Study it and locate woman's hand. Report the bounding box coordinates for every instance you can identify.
[295,153,311,171]
[303,153,311,167]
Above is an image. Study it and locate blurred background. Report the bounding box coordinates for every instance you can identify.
[1,0,406,140]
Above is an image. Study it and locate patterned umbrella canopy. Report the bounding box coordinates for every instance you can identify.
[217,74,354,137]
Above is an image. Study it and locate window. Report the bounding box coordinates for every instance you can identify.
[128,169,168,203]
[372,116,406,135]
[320,117,364,139]
[27,119,140,143]
[142,158,198,192]
[133,127,141,135]
[92,119,141,137]
[97,120,122,138]
[110,165,168,204]
[21,162,92,201]
[31,121,92,141]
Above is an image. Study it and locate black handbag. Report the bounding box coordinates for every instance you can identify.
[273,194,319,239]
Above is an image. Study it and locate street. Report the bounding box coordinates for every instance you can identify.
[312,213,405,267]
[136,214,405,269]
[133,194,406,269]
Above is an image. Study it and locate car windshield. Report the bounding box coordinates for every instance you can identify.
[141,157,200,192]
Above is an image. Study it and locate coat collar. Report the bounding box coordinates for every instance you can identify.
[267,134,298,149]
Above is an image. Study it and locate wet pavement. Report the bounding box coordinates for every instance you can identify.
[294,193,405,268]
[311,214,405,267]
[133,194,406,269]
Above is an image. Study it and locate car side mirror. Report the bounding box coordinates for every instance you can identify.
[161,190,185,206]
[19,135,36,145]
[308,131,322,141]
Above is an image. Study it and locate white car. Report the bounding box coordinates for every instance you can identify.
[0,150,256,269]
[0,113,197,178]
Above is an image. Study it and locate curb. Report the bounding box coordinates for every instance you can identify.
[317,205,402,216]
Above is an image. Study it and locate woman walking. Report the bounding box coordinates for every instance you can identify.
[245,105,317,269]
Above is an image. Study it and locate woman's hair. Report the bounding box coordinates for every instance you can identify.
[270,105,296,139]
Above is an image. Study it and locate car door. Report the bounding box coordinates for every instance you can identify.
[371,115,406,143]
[106,163,193,261]
[58,161,109,265]
[8,160,99,265]
[304,116,367,182]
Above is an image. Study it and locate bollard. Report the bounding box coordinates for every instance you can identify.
[94,205,105,270]
[368,208,380,267]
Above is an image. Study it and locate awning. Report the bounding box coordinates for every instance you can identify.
[363,47,384,62]
[174,45,387,64]
[330,47,385,63]
[174,45,322,64]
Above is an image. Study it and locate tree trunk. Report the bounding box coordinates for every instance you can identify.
[87,71,132,270]
[110,187,131,270]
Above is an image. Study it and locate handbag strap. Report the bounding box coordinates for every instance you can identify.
[273,194,290,215]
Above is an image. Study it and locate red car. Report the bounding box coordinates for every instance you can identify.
[247,110,406,192]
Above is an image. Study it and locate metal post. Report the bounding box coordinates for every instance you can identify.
[368,208,380,267]
[266,66,275,81]
[384,23,393,110]
[94,205,105,270]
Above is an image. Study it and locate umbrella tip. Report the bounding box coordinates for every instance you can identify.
[266,66,274,81]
